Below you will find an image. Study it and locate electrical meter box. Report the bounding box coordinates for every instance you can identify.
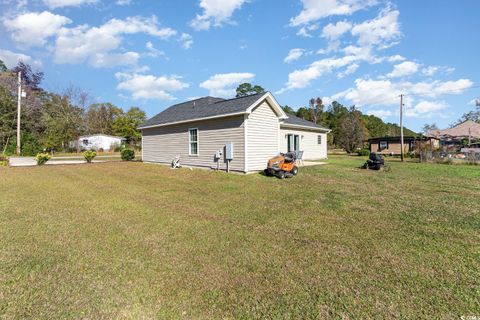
[225,142,234,160]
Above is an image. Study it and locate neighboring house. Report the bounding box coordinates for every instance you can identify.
[368,136,440,155]
[71,134,125,151]
[426,120,480,146]
[140,92,330,173]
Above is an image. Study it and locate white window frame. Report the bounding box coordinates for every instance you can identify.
[188,128,199,156]
[379,141,388,150]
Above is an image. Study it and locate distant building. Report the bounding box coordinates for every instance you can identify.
[71,134,125,151]
[426,120,480,145]
[367,136,440,155]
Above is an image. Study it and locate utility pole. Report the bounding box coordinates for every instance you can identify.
[16,71,21,155]
[399,94,404,162]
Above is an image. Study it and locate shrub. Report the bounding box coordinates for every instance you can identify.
[0,154,8,166]
[84,150,97,163]
[357,148,370,156]
[121,148,135,161]
[35,153,51,165]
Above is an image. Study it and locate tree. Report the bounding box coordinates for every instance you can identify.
[112,107,146,146]
[457,104,480,124]
[0,60,7,73]
[309,97,324,124]
[0,87,16,153]
[337,106,366,153]
[295,107,312,121]
[282,105,295,115]
[235,83,265,97]
[85,103,122,135]
[12,61,44,90]
[40,92,84,152]
[422,123,438,135]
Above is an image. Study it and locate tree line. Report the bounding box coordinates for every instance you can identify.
[0,60,146,156]
[282,98,417,153]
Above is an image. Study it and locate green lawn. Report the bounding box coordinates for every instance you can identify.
[1,156,479,319]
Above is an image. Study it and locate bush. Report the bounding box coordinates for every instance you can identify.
[0,154,8,166]
[84,150,97,163]
[35,153,51,165]
[357,148,370,156]
[121,148,135,161]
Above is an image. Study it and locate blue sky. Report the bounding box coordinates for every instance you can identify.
[0,0,478,132]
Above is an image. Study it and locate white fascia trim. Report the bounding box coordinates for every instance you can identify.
[244,114,249,173]
[280,123,331,133]
[138,111,246,129]
[245,92,288,119]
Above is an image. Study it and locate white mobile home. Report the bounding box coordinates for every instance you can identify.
[72,134,125,151]
[140,92,330,173]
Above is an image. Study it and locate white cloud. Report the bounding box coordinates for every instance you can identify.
[405,100,448,118]
[284,48,305,63]
[351,8,401,48]
[322,20,352,40]
[116,0,132,5]
[190,0,247,31]
[0,49,42,68]
[145,41,165,58]
[387,61,419,78]
[366,109,392,119]
[387,55,406,62]
[421,65,455,77]
[200,72,255,97]
[116,73,189,100]
[337,63,359,78]
[53,16,176,67]
[296,24,319,37]
[290,0,377,26]
[3,11,71,47]
[179,33,193,49]
[332,78,473,108]
[43,0,97,8]
[90,52,139,68]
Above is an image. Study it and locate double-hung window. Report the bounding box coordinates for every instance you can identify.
[189,128,198,155]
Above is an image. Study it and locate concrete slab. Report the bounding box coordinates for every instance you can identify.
[8,157,106,167]
[8,157,36,167]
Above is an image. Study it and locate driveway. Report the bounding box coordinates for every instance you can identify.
[8,157,106,167]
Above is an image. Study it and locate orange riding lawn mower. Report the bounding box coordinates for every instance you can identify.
[264,152,299,179]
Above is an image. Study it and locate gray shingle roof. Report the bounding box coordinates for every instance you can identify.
[140,92,266,128]
[282,114,329,131]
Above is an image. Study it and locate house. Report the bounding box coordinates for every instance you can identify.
[71,134,125,151]
[426,120,480,146]
[368,136,440,155]
[139,92,330,173]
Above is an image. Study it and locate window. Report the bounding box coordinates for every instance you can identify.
[82,139,89,146]
[317,135,322,145]
[379,141,388,150]
[287,134,300,152]
[189,128,198,155]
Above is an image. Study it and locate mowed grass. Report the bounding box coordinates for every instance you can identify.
[0,156,479,319]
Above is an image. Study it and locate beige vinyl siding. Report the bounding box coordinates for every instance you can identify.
[246,101,280,171]
[279,127,327,160]
[142,115,245,172]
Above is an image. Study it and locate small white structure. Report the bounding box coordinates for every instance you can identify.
[72,134,125,151]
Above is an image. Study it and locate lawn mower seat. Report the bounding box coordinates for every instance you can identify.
[363,152,385,170]
[284,152,296,163]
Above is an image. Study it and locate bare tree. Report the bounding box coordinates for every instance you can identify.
[338,106,366,153]
[309,97,324,124]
